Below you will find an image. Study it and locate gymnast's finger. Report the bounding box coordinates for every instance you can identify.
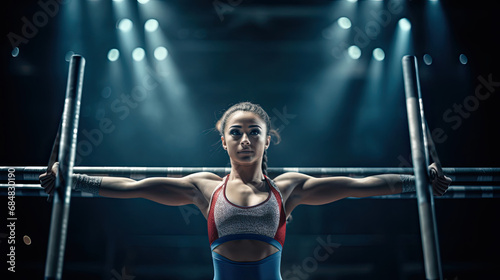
[45,184,55,195]
[443,175,452,183]
[436,178,449,186]
[436,179,449,188]
[40,173,54,180]
[432,180,448,195]
[433,186,447,196]
[437,177,452,188]
[40,175,55,184]
[40,175,55,193]
[435,184,448,192]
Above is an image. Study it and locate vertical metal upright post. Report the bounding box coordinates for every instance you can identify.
[402,55,443,280]
[44,55,86,280]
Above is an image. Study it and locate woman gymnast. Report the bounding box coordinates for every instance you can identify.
[39,101,452,280]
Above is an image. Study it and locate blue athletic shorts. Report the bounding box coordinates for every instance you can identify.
[212,250,282,280]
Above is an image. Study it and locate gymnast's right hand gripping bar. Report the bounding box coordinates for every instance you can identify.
[44,55,86,280]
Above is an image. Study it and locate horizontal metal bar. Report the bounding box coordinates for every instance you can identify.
[1,185,499,199]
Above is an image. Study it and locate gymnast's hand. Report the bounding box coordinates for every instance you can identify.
[39,162,58,195]
[429,163,452,196]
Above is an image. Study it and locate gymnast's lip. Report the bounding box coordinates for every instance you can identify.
[238,150,254,154]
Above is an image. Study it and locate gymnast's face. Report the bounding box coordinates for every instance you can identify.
[222,111,270,165]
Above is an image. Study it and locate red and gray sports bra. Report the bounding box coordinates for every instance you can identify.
[207,174,287,251]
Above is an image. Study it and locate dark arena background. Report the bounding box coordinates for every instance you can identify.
[1,0,499,279]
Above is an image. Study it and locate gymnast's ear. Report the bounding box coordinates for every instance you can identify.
[221,136,227,150]
[265,135,271,150]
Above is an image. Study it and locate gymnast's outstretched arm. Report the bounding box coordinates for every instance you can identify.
[39,162,220,206]
[275,163,452,209]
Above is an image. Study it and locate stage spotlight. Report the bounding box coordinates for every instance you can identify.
[107,49,120,61]
[145,19,159,32]
[459,54,468,65]
[337,17,352,29]
[398,18,411,31]
[372,48,385,61]
[117,18,133,32]
[348,45,361,59]
[132,47,145,61]
[347,0,357,2]
[423,54,433,65]
[154,46,168,61]
[138,0,150,4]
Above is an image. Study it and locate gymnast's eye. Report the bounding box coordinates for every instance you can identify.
[250,129,260,135]
[229,129,241,136]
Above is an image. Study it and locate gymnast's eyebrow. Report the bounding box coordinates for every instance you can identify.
[229,125,262,129]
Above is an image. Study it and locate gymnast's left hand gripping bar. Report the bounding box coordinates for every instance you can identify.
[402,55,442,280]
[44,55,85,280]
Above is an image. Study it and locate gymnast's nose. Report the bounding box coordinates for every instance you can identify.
[241,133,251,147]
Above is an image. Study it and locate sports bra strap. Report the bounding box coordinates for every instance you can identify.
[210,234,283,251]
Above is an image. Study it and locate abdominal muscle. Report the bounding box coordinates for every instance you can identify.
[213,239,279,262]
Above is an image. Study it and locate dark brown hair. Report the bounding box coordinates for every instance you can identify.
[216,102,281,176]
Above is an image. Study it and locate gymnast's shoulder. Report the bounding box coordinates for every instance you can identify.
[273,171,312,182]
[184,171,222,183]
[271,171,312,192]
[183,172,223,191]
